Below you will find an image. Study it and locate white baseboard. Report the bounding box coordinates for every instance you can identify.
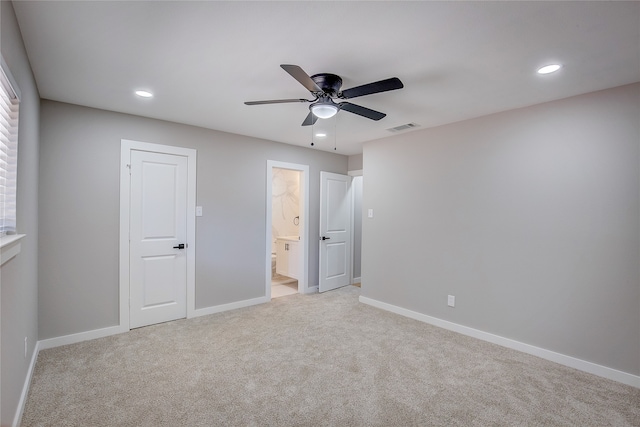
[12,340,40,427]
[38,295,272,350]
[359,295,640,389]
[191,295,269,318]
[38,325,126,351]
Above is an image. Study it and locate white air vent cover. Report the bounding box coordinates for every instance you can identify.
[387,123,420,133]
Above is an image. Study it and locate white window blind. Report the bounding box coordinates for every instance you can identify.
[0,65,19,235]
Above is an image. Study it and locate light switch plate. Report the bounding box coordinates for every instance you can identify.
[368,209,374,218]
[196,206,203,217]
[448,295,455,307]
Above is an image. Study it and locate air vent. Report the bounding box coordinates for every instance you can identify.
[386,123,420,133]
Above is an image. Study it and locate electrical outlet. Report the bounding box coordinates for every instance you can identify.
[24,337,28,358]
[447,295,455,307]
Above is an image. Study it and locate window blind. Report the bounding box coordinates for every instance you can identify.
[0,65,19,234]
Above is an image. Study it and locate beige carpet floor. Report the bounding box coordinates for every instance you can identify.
[22,286,639,426]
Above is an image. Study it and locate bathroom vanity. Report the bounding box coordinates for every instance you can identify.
[276,236,299,279]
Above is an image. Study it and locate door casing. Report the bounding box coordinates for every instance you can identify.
[348,170,363,285]
[119,139,197,331]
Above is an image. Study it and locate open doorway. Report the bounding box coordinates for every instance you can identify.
[271,167,301,297]
[265,161,309,299]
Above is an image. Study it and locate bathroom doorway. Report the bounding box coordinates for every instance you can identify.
[265,161,309,299]
[271,167,300,297]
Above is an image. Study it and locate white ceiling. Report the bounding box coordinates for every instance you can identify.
[11,1,640,155]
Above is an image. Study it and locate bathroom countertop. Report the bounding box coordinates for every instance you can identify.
[276,236,300,242]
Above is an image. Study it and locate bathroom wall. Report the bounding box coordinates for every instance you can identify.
[272,168,300,253]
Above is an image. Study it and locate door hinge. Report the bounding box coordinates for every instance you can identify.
[126,164,131,175]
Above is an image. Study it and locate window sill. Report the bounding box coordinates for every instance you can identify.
[1,234,25,266]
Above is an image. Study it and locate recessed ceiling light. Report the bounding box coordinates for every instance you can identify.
[135,90,153,98]
[315,133,327,138]
[537,64,562,75]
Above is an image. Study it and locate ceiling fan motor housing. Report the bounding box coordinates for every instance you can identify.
[310,73,343,96]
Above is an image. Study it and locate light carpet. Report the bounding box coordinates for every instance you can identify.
[22,286,639,426]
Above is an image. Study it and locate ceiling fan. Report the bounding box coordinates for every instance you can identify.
[245,64,404,126]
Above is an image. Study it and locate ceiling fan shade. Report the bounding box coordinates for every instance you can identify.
[244,64,403,125]
[311,104,339,119]
[310,97,340,119]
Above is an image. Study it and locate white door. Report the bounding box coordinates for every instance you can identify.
[319,172,352,292]
[129,150,188,328]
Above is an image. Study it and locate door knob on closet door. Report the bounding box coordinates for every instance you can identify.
[321,236,330,241]
[173,243,186,249]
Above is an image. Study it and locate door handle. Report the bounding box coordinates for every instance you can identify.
[321,236,330,241]
[173,243,186,249]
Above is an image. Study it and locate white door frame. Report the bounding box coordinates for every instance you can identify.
[266,161,310,298]
[119,139,197,330]
[348,170,363,285]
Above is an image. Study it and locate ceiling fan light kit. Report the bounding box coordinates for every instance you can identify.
[245,64,404,126]
[310,102,339,119]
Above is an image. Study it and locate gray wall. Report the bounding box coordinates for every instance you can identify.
[0,1,40,424]
[362,83,640,376]
[348,154,363,172]
[38,100,347,339]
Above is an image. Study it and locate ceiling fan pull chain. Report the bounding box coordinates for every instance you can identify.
[310,120,315,147]
[334,115,337,151]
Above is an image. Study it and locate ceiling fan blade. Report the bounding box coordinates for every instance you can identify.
[340,77,404,99]
[281,64,323,93]
[301,111,318,126]
[245,98,310,105]
[339,102,386,121]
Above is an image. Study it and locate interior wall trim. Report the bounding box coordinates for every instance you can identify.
[35,292,275,350]
[38,325,126,351]
[12,341,39,427]
[192,296,269,318]
[359,296,640,389]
